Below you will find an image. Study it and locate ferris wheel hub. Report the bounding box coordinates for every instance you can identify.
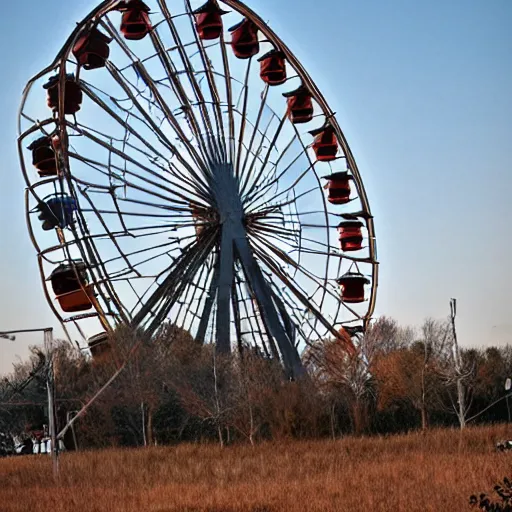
[210,163,245,225]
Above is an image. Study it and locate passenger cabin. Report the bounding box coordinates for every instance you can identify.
[309,123,338,161]
[283,85,314,124]
[336,272,370,303]
[117,0,152,40]
[72,26,112,70]
[337,220,364,252]
[49,260,94,313]
[27,137,57,178]
[193,1,228,40]
[229,19,259,59]
[37,195,77,231]
[88,332,111,360]
[43,75,83,115]
[322,172,352,205]
[258,50,287,86]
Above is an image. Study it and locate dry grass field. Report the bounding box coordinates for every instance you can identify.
[1,425,512,512]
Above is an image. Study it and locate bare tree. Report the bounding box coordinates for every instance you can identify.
[436,299,475,429]
[304,326,378,435]
[228,349,282,445]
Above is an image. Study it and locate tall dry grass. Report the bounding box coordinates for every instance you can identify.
[1,424,511,512]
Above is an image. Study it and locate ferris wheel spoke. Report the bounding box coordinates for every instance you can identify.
[173,249,213,320]
[69,140,211,205]
[233,271,272,357]
[250,220,300,242]
[67,123,210,204]
[79,188,144,278]
[179,256,216,335]
[100,240,180,270]
[164,5,225,152]
[103,61,213,187]
[250,231,323,285]
[68,169,189,215]
[242,135,303,209]
[122,62,210,175]
[253,234,335,288]
[247,186,318,217]
[240,111,287,200]
[149,28,222,165]
[145,231,218,335]
[68,147,202,213]
[247,164,318,216]
[250,232,355,318]
[217,29,236,165]
[292,247,372,264]
[100,16,215,167]
[39,226,181,262]
[78,81,173,162]
[250,242,359,338]
[196,251,220,344]
[288,118,335,304]
[181,0,230,161]
[234,58,253,180]
[269,289,311,349]
[132,228,217,332]
[238,85,269,194]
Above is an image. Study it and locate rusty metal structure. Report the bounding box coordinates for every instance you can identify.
[18,0,378,378]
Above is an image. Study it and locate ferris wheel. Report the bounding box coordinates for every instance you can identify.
[18,0,378,377]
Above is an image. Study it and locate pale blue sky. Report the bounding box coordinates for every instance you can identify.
[0,0,511,373]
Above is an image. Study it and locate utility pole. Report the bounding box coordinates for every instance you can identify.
[1,327,59,477]
[44,329,59,478]
[450,299,469,429]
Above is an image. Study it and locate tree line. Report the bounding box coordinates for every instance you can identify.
[1,316,511,451]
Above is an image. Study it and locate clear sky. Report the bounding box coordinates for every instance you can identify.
[0,0,510,374]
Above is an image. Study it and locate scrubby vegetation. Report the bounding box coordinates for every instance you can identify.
[2,316,512,449]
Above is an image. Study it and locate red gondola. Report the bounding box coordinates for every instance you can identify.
[337,220,363,252]
[258,50,287,86]
[336,272,370,303]
[193,0,228,40]
[43,75,83,115]
[27,137,57,177]
[88,333,111,360]
[49,260,94,313]
[72,26,112,70]
[118,0,152,41]
[283,85,314,124]
[323,172,352,205]
[229,19,259,59]
[309,123,338,161]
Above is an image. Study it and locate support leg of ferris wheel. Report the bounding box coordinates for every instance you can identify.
[210,162,304,377]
